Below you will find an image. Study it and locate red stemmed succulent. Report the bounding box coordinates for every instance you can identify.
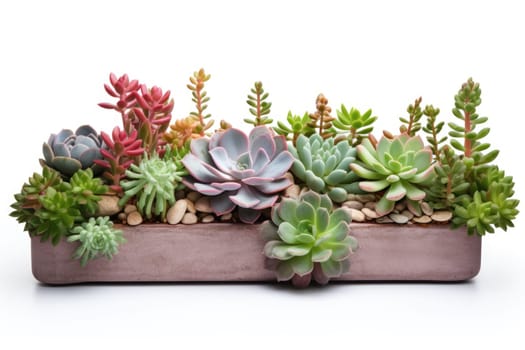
[94,127,144,194]
[99,73,174,156]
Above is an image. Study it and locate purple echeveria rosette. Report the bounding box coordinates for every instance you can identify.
[182,126,294,223]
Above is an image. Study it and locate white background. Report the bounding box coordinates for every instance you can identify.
[1,0,524,348]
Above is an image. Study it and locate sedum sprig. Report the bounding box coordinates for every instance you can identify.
[422,105,446,160]
[244,81,273,126]
[308,94,335,139]
[399,97,423,136]
[448,78,497,164]
[187,68,213,136]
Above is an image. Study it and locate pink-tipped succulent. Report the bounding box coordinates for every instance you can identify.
[94,127,144,194]
[99,73,174,156]
[182,126,295,223]
[349,134,436,216]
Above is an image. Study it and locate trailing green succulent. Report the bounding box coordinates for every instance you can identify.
[119,150,186,220]
[399,97,423,136]
[69,168,108,216]
[11,167,106,245]
[350,134,435,216]
[68,216,125,266]
[333,105,377,146]
[288,134,358,203]
[273,111,315,145]
[261,191,358,287]
[244,81,273,126]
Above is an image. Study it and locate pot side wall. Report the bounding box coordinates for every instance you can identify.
[31,223,481,285]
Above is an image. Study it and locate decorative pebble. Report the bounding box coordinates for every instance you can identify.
[349,208,365,222]
[364,201,376,210]
[182,212,198,225]
[124,204,137,214]
[413,215,432,224]
[407,203,422,217]
[284,172,295,183]
[343,200,364,210]
[376,216,394,224]
[401,210,414,221]
[431,210,453,222]
[284,184,300,198]
[355,194,377,203]
[127,211,143,226]
[118,213,127,222]
[395,201,406,212]
[201,215,215,223]
[186,191,202,203]
[361,208,379,219]
[421,202,434,216]
[220,213,233,221]
[167,199,187,225]
[195,197,213,213]
[389,213,410,224]
[96,195,121,216]
[185,199,196,213]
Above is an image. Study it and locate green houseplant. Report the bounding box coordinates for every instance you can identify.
[11,73,519,288]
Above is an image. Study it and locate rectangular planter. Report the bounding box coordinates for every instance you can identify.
[31,223,481,285]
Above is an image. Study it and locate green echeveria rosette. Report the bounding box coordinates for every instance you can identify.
[349,135,435,216]
[119,152,186,220]
[68,216,125,266]
[42,125,104,178]
[288,134,358,203]
[261,191,358,288]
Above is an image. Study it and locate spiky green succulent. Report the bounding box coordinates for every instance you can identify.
[69,168,107,216]
[273,111,315,145]
[10,167,106,245]
[350,134,435,216]
[119,151,186,220]
[261,191,358,287]
[288,134,358,203]
[452,165,519,235]
[332,105,377,146]
[68,216,125,266]
[42,125,104,178]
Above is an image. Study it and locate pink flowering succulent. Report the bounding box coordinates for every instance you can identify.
[182,126,294,223]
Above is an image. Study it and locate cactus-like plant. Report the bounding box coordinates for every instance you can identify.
[119,151,186,220]
[261,191,358,287]
[68,216,125,267]
[42,125,104,178]
[182,126,294,223]
[288,134,358,203]
[350,134,435,216]
[244,81,273,126]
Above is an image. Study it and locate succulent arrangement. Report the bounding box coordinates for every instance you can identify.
[11,73,519,288]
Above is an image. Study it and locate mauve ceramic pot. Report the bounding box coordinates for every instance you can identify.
[30,223,481,285]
